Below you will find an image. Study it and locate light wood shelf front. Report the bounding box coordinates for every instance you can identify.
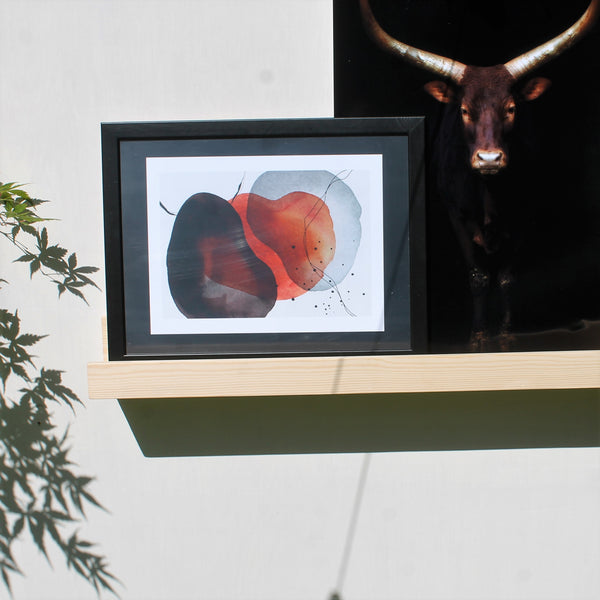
[87,350,599,399]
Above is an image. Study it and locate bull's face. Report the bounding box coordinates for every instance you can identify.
[424,67,551,175]
[359,0,598,173]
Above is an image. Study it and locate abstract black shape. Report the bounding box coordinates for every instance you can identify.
[167,193,277,318]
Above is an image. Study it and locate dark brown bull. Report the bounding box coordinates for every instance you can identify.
[360,0,599,350]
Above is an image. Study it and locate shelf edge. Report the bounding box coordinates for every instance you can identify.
[87,350,600,399]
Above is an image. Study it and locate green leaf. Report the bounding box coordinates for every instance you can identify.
[25,197,47,207]
[20,214,47,224]
[8,187,31,199]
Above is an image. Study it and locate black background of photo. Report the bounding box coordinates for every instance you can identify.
[334,0,600,352]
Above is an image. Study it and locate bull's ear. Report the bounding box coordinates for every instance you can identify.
[521,77,551,101]
[424,81,454,103]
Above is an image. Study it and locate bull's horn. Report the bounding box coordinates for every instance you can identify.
[505,0,599,79]
[359,0,466,83]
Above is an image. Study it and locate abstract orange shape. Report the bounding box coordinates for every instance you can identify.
[231,193,307,300]
[233,191,335,299]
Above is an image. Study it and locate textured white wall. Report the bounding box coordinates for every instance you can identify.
[0,1,598,599]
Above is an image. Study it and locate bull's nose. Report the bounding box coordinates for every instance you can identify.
[472,149,507,174]
[477,151,503,163]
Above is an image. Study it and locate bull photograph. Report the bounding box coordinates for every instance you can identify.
[335,0,600,352]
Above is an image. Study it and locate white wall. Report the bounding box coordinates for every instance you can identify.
[0,1,598,599]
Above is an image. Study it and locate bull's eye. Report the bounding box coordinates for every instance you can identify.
[460,106,469,119]
[505,105,516,117]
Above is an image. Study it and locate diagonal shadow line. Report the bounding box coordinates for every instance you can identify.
[331,452,372,600]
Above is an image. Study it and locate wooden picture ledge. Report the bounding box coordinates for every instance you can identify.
[87,350,599,399]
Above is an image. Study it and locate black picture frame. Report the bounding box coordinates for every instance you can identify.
[101,117,427,360]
